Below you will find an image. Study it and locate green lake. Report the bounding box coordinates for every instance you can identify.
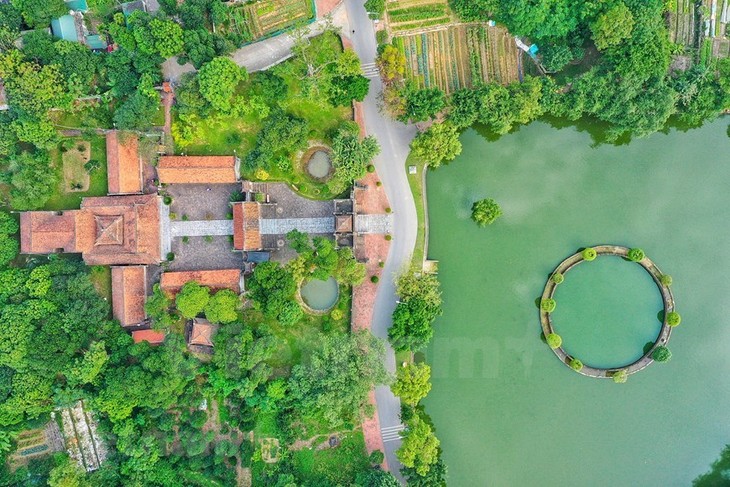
[424,118,730,486]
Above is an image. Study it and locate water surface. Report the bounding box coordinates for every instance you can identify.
[425,118,730,486]
[300,276,339,311]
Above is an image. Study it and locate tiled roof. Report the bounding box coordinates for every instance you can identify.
[157,156,238,184]
[77,194,162,265]
[189,318,217,347]
[160,269,242,297]
[111,266,147,327]
[232,202,262,251]
[20,211,79,254]
[106,131,142,195]
[132,329,166,345]
[336,214,353,233]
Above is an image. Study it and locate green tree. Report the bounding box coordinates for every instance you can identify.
[204,289,240,324]
[198,57,247,113]
[356,469,400,486]
[590,2,634,51]
[11,0,67,29]
[48,456,91,487]
[113,88,159,131]
[540,299,556,313]
[329,74,370,106]
[288,331,388,427]
[546,333,562,349]
[627,247,645,262]
[364,0,386,19]
[569,358,583,371]
[666,311,681,327]
[403,88,445,122]
[389,271,442,352]
[397,413,440,476]
[9,151,58,210]
[411,122,462,168]
[471,198,502,226]
[612,369,628,384]
[377,44,406,82]
[175,281,211,319]
[331,129,380,183]
[247,261,299,323]
[391,362,431,406]
[582,247,597,261]
[0,235,18,267]
[651,346,671,362]
[66,341,109,387]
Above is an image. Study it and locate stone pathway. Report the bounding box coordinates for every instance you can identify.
[260,217,334,234]
[355,214,393,234]
[170,220,234,237]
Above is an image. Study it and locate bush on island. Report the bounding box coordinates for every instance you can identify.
[569,358,583,371]
[666,311,681,327]
[660,274,673,287]
[612,369,628,384]
[582,248,597,261]
[551,273,564,284]
[652,346,672,362]
[540,298,556,313]
[546,333,562,349]
[628,248,645,262]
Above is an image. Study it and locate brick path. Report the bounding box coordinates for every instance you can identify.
[170,220,234,237]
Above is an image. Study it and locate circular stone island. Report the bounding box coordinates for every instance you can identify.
[539,245,680,382]
[303,147,333,181]
[300,276,339,313]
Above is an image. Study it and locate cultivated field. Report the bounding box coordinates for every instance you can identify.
[667,0,697,46]
[385,0,453,34]
[227,0,314,42]
[393,24,521,93]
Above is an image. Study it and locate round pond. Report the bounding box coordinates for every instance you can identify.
[306,149,333,180]
[300,276,339,312]
[550,254,663,369]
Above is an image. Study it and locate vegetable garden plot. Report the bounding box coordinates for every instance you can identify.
[227,0,314,43]
[385,0,452,33]
[395,24,521,93]
[667,0,697,46]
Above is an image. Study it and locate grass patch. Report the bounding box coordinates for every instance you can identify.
[62,140,91,192]
[406,153,427,269]
[291,431,370,484]
[89,265,112,303]
[44,135,108,210]
[49,102,113,129]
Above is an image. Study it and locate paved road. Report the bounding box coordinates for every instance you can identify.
[343,0,418,479]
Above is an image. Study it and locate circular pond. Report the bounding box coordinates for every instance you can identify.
[548,252,665,370]
[299,276,339,312]
[305,149,333,180]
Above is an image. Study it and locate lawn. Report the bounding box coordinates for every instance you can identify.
[290,431,371,484]
[406,153,427,269]
[89,265,112,304]
[43,134,108,211]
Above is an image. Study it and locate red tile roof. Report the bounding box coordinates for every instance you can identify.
[106,131,142,195]
[19,211,79,254]
[189,318,217,347]
[232,202,262,251]
[157,156,238,184]
[111,266,147,326]
[336,214,353,233]
[132,329,166,345]
[160,269,242,297]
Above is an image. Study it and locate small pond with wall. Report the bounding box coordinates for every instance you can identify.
[424,118,730,486]
[305,148,333,180]
[300,276,339,312]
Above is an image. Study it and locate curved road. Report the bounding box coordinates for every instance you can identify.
[343,0,418,478]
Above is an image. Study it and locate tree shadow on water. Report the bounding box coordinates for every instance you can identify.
[692,444,730,486]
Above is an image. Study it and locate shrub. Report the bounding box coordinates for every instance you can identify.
[169,213,177,220]
[205,235,214,243]
[376,30,388,45]
[660,274,673,287]
[84,159,101,173]
[331,309,344,321]
[471,198,502,226]
[612,369,628,383]
[385,207,392,213]
[385,234,392,241]
[77,144,85,152]
[581,248,597,261]
[666,311,681,327]
[652,346,672,362]
[182,214,189,221]
[546,333,562,349]
[371,275,380,283]
[367,164,375,173]
[376,181,382,187]
[378,261,385,268]
[551,273,564,284]
[166,252,175,261]
[540,298,556,313]
[369,449,385,465]
[182,236,189,244]
[628,248,645,262]
[569,358,583,371]
[163,195,173,205]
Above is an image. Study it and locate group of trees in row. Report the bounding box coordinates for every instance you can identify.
[377,0,730,169]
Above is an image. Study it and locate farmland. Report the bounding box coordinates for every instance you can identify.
[393,24,522,93]
[385,0,453,33]
[226,0,315,43]
[667,0,697,46]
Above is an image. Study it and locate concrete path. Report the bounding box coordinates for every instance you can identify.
[170,220,234,237]
[259,217,334,234]
[344,0,419,479]
[355,214,393,234]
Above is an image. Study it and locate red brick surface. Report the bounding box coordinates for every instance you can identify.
[316,0,341,17]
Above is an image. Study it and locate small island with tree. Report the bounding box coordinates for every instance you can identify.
[471,198,502,227]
